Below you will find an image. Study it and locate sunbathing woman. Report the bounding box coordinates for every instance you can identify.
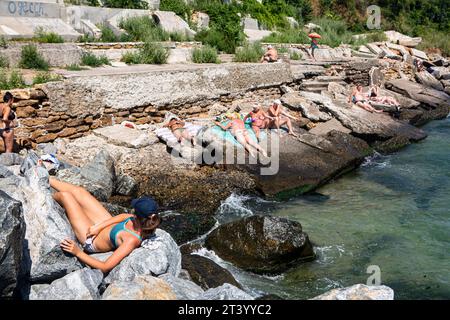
[164,117,196,146]
[244,104,274,141]
[348,85,383,113]
[51,177,161,273]
[268,99,299,137]
[214,112,267,158]
[369,85,400,107]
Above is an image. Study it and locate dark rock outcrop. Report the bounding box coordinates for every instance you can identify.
[0,191,25,298]
[181,254,242,290]
[205,215,315,275]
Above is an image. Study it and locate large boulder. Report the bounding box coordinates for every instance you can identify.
[159,212,217,245]
[311,284,394,300]
[56,150,116,201]
[238,130,371,199]
[281,92,332,122]
[1,166,82,283]
[102,275,177,300]
[415,71,444,91]
[181,254,242,290]
[205,215,315,275]
[299,91,427,143]
[159,273,204,300]
[104,229,181,284]
[0,191,25,298]
[199,283,254,300]
[0,153,23,166]
[29,268,103,300]
[386,79,450,108]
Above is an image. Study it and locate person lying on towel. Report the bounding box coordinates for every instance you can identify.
[164,116,196,146]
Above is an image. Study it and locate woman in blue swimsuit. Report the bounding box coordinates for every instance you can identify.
[51,177,161,273]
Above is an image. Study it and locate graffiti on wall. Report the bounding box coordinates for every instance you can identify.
[7,1,45,17]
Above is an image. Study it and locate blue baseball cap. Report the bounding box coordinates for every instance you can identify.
[131,196,159,218]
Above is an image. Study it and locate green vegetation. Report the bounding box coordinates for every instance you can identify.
[262,28,310,44]
[233,42,264,62]
[290,51,301,60]
[32,72,62,85]
[121,42,169,65]
[81,52,111,67]
[0,36,8,48]
[34,28,64,43]
[19,44,49,70]
[0,54,9,68]
[65,64,87,71]
[160,0,191,20]
[102,0,148,9]
[417,28,450,57]
[0,69,26,90]
[119,16,170,42]
[192,45,220,63]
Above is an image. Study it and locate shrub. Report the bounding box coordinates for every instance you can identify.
[233,42,264,62]
[120,51,141,64]
[290,51,301,60]
[0,36,7,48]
[139,42,169,64]
[65,64,86,71]
[261,29,310,44]
[102,0,148,9]
[119,15,169,42]
[160,0,191,19]
[192,45,220,63]
[34,28,64,43]
[99,24,119,42]
[170,31,191,42]
[78,33,97,43]
[81,52,110,67]
[32,72,62,85]
[417,28,450,57]
[0,54,9,68]
[19,44,49,70]
[0,69,26,90]
[121,42,169,64]
[277,46,289,54]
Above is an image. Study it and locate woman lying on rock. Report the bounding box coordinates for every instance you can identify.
[214,112,267,158]
[348,85,383,113]
[50,177,161,273]
[164,116,196,146]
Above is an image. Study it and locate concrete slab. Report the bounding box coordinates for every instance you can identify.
[0,17,81,40]
[152,11,196,38]
[93,125,158,149]
[309,118,351,136]
[244,29,272,42]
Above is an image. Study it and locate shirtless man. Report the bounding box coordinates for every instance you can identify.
[164,117,196,146]
[348,85,383,113]
[215,113,267,158]
[260,45,278,63]
[0,92,15,153]
[244,104,274,141]
[267,99,299,137]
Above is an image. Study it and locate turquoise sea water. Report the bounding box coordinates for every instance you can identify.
[210,116,450,299]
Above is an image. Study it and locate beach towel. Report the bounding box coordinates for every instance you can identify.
[155,122,203,148]
[209,120,266,147]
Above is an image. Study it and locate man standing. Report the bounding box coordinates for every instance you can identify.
[261,45,278,63]
[0,92,15,153]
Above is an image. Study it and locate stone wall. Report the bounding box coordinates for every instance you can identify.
[2,63,293,147]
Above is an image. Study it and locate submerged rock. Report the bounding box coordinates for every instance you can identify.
[102,275,177,300]
[104,229,181,284]
[205,215,315,275]
[29,268,103,300]
[199,283,254,300]
[311,284,394,300]
[0,191,25,298]
[159,212,217,245]
[181,253,242,290]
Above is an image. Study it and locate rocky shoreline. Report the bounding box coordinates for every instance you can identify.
[1,51,449,300]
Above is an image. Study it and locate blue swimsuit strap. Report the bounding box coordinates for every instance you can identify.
[110,217,142,248]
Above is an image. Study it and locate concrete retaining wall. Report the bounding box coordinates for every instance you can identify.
[2,63,293,146]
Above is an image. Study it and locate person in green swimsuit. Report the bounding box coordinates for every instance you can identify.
[51,177,161,273]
